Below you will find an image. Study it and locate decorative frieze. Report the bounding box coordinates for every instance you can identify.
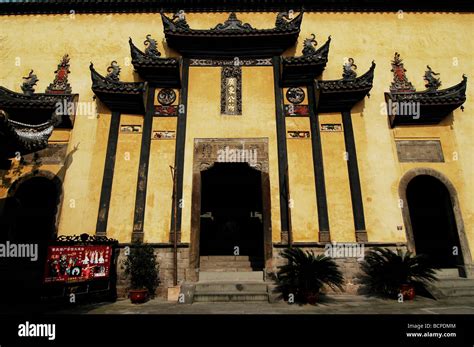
[284,87,309,116]
[190,58,272,66]
[321,123,343,132]
[152,130,176,140]
[284,104,309,116]
[287,131,310,139]
[120,124,141,133]
[193,138,269,173]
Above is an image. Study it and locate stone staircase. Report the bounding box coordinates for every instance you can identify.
[426,269,474,299]
[188,256,269,302]
[199,255,263,272]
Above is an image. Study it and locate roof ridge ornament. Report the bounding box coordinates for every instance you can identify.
[89,62,146,114]
[105,61,121,82]
[423,65,442,91]
[162,10,189,31]
[385,55,467,127]
[143,34,161,58]
[21,70,38,96]
[45,54,72,94]
[128,36,181,86]
[390,52,416,93]
[302,34,318,56]
[317,61,376,112]
[342,58,358,80]
[280,35,331,85]
[214,12,254,31]
[275,10,302,29]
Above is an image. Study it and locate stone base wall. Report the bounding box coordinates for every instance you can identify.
[116,246,191,299]
[114,243,409,298]
[269,245,408,294]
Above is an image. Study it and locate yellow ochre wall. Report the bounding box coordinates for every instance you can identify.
[0,12,472,258]
[181,65,281,243]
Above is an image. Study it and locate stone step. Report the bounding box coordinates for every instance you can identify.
[193,292,269,302]
[200,260,256,268]
[200,256,263,271]
[200,256,258,262]
[435,268,460,279]
[426,277,474,299]
[437,286,474,297]
[435,278,474,288]
[199,267,256,272]
[195,281,268,293]
[199,271,264,282]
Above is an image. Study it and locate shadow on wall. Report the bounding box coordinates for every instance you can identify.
[0,143,79,309]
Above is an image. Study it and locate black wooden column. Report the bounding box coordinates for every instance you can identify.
[96,111,121,236]
[131,86,156,242]
[170,57,190,243]
[341,110,368,242]
[308,82,330,242]
[272,56,291,244]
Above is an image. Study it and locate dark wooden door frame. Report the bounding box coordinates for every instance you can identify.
[189,138,272,276]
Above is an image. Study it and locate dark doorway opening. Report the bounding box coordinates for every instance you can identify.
[9,176,59,243]
[199,163,264,262]
[1,175,60,307]
[406,175,463,268]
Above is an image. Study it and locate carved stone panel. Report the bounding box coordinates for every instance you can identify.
[396,140,444,162]
[193,138,269,173]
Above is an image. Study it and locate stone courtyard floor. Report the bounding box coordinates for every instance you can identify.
[53,294,474,315]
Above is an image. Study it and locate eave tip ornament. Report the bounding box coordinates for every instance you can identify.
[342,58,358,80]
[143,34,161,58]
[106,61,121,82]
[423,65,441,92]
[21,70,38,96]
[302,34,318,56]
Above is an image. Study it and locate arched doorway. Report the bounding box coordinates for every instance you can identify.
[199,162,264,261]
[399,169,471,276]
[406,175,461,268]
[9,175,60,242]
[1,172,61,306]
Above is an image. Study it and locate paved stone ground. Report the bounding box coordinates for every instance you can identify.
[52,294,474,315]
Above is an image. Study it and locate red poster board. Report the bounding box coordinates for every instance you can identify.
[43,245,112,284]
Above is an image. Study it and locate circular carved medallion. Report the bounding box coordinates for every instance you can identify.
[157,88,176,106]
[286,87,305,104]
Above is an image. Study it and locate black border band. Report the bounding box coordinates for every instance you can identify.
[132,86,156,241]
[96,111,121,236]
[170,58,190,242]
[341,110,368,242]
[272,56,291,244]
[308,82,330,242]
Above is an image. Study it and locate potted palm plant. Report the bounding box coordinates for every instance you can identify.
[359,247,438,300]
[123,240,159,304]
[276,248,344,304]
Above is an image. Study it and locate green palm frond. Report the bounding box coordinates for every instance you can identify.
[359,247,439,297]
[276,247,344,303]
